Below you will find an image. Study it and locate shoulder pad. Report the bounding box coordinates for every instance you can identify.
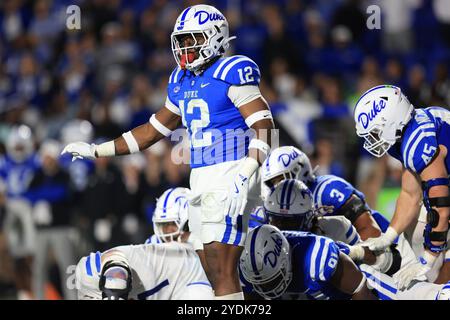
[313,176,354,209]
[212,55,261,85]
[401,120,437,173]
[168,66,183,85]
[307,236,340,282]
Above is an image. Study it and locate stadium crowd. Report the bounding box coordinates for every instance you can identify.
[0,0,450,299]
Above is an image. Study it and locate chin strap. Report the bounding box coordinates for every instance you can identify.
[421,178,450,253]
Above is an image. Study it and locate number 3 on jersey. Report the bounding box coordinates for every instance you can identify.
[330,189,345,202]
[179,99,212,147]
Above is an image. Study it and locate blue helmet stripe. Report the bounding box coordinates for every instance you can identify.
[176,7,192,31]
[285,179,295,210]
[280,181,289,209]
[163,188,175,213]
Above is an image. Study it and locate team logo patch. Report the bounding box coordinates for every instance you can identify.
[174,86,180,93]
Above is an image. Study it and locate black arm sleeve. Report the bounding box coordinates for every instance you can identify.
[335,195,371,224]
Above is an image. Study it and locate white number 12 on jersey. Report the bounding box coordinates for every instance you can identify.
[179,99,212,147]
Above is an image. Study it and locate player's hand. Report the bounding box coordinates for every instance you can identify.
[393,252,436,290]
[226,172,250,219]
[361,226,398,252]
[335,241,365,261]
[61,141,96,161]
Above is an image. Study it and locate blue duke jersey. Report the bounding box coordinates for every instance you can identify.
[283,231,349,300]
[166,55,261,168]
[309,175,365,213]
[0,154,40,198]
[308,175,390,238]
[388,107,450,174]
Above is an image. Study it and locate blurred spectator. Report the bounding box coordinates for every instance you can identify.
[0,125,39,299]
[80,149,126,251]
[378,0,421,54]
[332,0,366,42]
[406,64,431,107]
[27,140,77,300]
[433,0,450,47]
[310,138,346,178]
[430,62,450,107]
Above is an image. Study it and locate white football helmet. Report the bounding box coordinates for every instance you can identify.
[152,187,190,242]
[354,85,414,157]
[264,179,315,231]
[240,224,292,299]
[6,125,34,163]
[171,5,235,71]
[261,146,316,199]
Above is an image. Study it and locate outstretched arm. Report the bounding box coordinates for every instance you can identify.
[62,106,181,159]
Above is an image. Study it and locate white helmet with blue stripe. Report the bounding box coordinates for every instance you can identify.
[153,187,190,242]
[240,224,292,299]
[171,5,235,71]
[354,85,414,157]
[264,179,315,231]
[261,146,316,198]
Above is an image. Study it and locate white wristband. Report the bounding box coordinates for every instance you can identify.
[248,138,270,156]
[348,245,365,262]
[245,110,273,128]
[384,226,399,243]
[122,131,140,154]
[239,156,260,178]
[150,114,173,137]
[95,141,116,157]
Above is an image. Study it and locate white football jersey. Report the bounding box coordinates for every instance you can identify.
[76,242,213,300]
[313,215,361,244]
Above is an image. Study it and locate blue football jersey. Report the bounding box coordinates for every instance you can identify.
[283,231,349,300]
[388,107,450,174]
[0,154,40,198]
[308,175,365,213]
[59,153,95,192]
[166,55,261,168]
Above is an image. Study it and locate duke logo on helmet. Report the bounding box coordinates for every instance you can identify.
[195,10,225,25]
[354,85,414,157]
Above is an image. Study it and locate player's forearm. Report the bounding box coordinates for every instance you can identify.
[248,119,274,165]
[434,260,450,284]
[354,212,382,240]
[96,108,181,157]
[390,189,421,235]
[112,122,165,156]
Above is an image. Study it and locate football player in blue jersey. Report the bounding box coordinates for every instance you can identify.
[264,179,405,277]
[0,125,40,199]
[240,224,377,300]
[62,4,274,299]
[262,146,385,241]
[354,85,450,288]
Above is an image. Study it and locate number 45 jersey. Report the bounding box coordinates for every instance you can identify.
[166,55,261,168]
[282,231,350,300]
[388,107,450,174]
